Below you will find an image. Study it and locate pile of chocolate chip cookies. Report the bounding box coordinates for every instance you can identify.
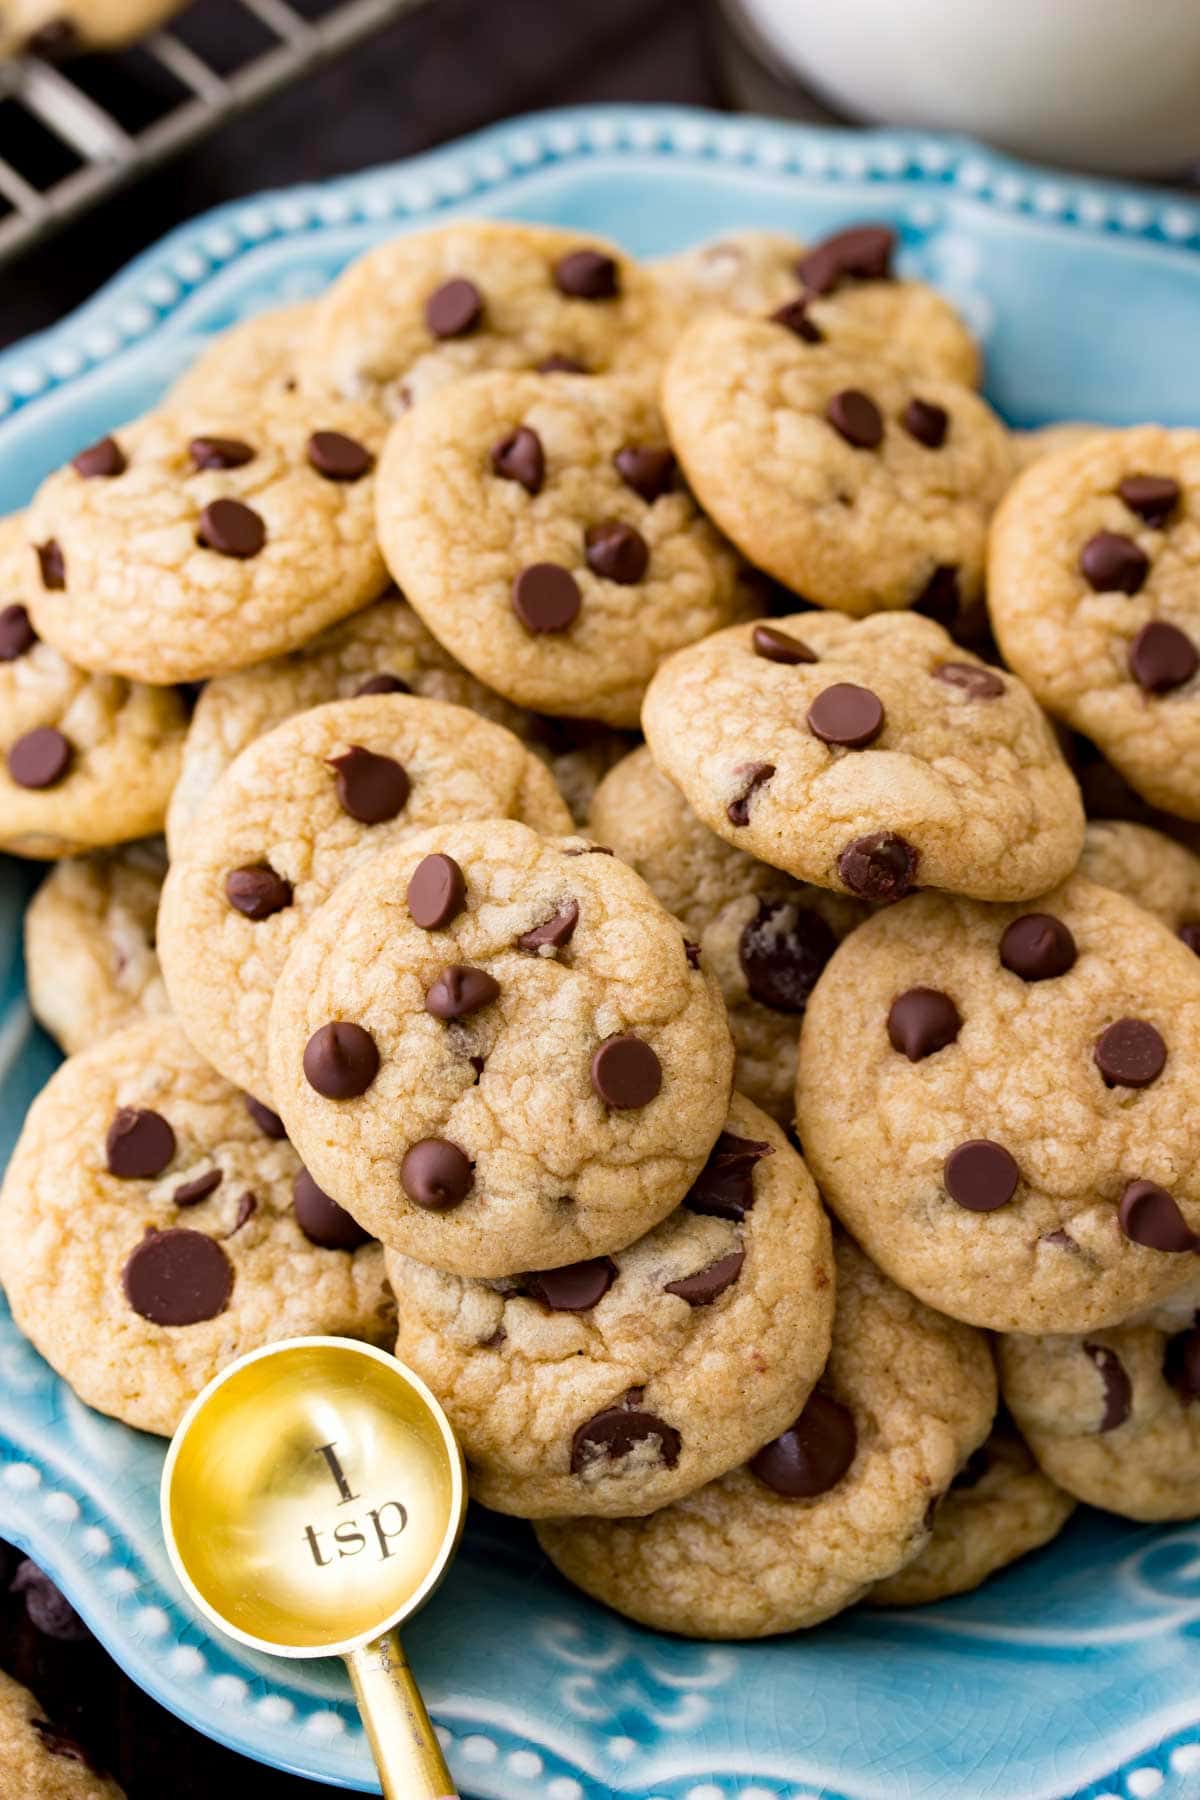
[3,215,1200,1649]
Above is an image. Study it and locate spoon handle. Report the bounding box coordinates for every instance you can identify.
[345,1629,459,1799]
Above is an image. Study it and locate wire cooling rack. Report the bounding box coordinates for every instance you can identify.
[0,0,429,266]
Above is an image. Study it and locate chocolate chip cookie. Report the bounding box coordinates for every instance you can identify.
[534,1236,995,1638]
[1079,819,1200,953]
[642,610,1084,904]
[166,301,315,410]
[268,817,735,1277]
[797,875,1200,1333]
[0,1668,122,1799]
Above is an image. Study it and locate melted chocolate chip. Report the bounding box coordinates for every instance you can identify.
[36,540,64,589]
[613,444,675,501]
[401,1137,473,1209]
[902,398,949,448]
[172,1169,222,1207]
[1118,1179,1195,1251]
[306,431,374,481]
[491,425,545,495]
[105,1107,176,1178]
[512,562,581,632]
[943,1139,1019,1212]
[1084,1342,1132,1431]
[1094,1018,1167,1088]
[424,964,501,1019]
[1079,531,1148,594]
[570,1399,681,1472]
[303,1021,379,1098]
[517,900,579,951]
[425,278,483,338]
[683,1132,773,1221]
[1128,621,1198,694]
[752,623,817,665]
[585,519,648,585]
[826,388,883,449]
[197,498,265,559]
[1118,473,1180,527]
[327,745,409,823]
[224,863,293,920]
[590,1035,662,1109]
[0,603,36,662]
[523,1257,617,1311]
[407,852,466,929]
[1000,914,1077,981]
[294,1167,371,1249]
[738,898,837,1013]
[554,249,619,299]
[887,988,962,1061]
[807,682,885,748]
[837,831,918,901]
[770,298,822,341]
[189,436,254,471]
[796,224,894,296]
[8,726,71,789]
[664,1247,745,1306]
[935,661,1005,699]
[727,761,775,827]
[750,1391,857,1497]
[71,435,125,478]
[122,1228,233,1325]
[244,1094,286,1139]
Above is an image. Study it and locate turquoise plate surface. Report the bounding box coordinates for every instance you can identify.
[2,104,1200,1800]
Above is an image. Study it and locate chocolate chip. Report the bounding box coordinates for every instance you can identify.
[585,520,648,585]
[727,761,775,827]
[244,1094,286,1139]
[913,563,960,626]
[738,898,837,1013]
[327,745,409,823]
[902,398,948,448]
[354,672,410,696]
[536,354,587,374]
[106,1107,175,1178]
[796,224,894,296]
[1118,473,1180,527]
[407,852,466,929]
[224,863,293,920]
[512,563,581,632]
[491,425,544,495]
[999,914,1077,982]
[749,1391,857,1497]
[685,939,701,969]
[425,277,483,338]
[1180,923,1200,957]
[1084,1343,1132,1431]
[570,1400,681,1472]
[613,445,675,501]
[7,726,71,789]
[197,498,265,559]
[1094,1018,1167,1089]
[71,435,125,478]
[12,1561,89,1641]
[943,1139,1019,1212]
[1079,531,1148,594]
[935,660,1005,699]
[887,988,962,1061]
[770,298,822,342]
[1118,1178,1195,1251]
[664,1247,745,1306]
[122,1228,233,1325]
[228,1191,257,1235]
[294,1167,371,1249]
[1164,1326,1200,1400]
[425,964,500,1019]
[1041,1228,1079,1251]
[826,388,883,449]
[837,832,918,901]
[189,436,254,470]
[36,540,64,589]
[303,1021,379,1098]
[172,1168,222,1207]
[0,604,36,662]
[518,900,579,951]
[1128,621,1198,694]
[807,682,885,748]
[752,623,817,665]
[306,431,374,481]
[590,1034,662,1108]
[554,249,619,299]
[683,1132,773,1221]
[523,1257,617,1311]
[401,1137,473,1209]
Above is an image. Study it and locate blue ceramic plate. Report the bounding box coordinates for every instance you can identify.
[2,105,1200,1800]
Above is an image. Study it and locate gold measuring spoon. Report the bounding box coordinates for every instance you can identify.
[161,1336,466,1799]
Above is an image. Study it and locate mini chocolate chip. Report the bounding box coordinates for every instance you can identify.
[518,900,579,951]
[796,224,894,296]
[1118,1178,1195,1251]
[727,761,775,827]
[664,1247,745,1307]
[1094,1018,1167,1088]
[407,852,466,929]
[684,1131,773,1221]
[902,398,949,448]
[1164,1326,1200,1400]
[327,745,409,823]
[197,498,265,559]
[122,1228,233,1325]
[425,964,501,1020]
[523,1257,617,1311]
[227,1191,257,1236]
[1079,531,1148,594]
[585,520,648,585]
[837,832,918,901]
[536,354,587,374]
[613,444,676,501]
[401,1137,473,1209]
[224,863,293,920]
[36,540,64,589]
[106,1106,176,1178]
[189,436,254,470]
[71,435,125,478]
[554,249,619,299]
[1118,473,1180,527]
[570,1401,681,1472]
[1128,620,1198,694]
[172,1169,222,1207]
[294,1167,371,1249]
[306,431,373,481]
[738,898,837,1013]
[303,1021,379,1098]
[752,623,817,665]
[1000,914,1077,982]
[512,563,582,632]
[750,1392,857,1497]
[935,660,1005,699]
[913,563,960,626]
[1180,922,1200,957]
[887,988,962,1061]
[826,388,883,449]
[0,604,36,661]
[590,1034,662,1108]
[8,726,71,789]
[1084,1343,1132,1431]
[425,277,483,338]
[685,939,702,969]
[770,298,822,341]
[491,425,544,495]
[12,1561,88,1641]
[807,682,885,748]
[943,1139,1019,1212]
[244,1094,287,1139]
